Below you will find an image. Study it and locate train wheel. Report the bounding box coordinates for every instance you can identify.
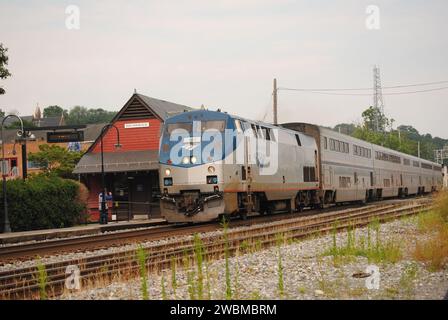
[240,212,248,220]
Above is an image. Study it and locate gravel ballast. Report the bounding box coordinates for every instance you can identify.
[58,215,448,300]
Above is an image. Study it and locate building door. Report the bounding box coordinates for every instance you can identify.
[129,173,151,218]
[112,174,130,220]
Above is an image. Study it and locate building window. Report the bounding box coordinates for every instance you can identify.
[27,160,43,169]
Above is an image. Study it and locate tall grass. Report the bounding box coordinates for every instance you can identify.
[413,225,448,271]
[36,258,48,300]
[136,245,149,300]
[205,256,212,300]
[324,221,401,264]
[412,191,448,271]
[170,256,177,296]
[276,235,285,297]
[193,233,204,300]
[221,217,232,300]
[161,272,167,300]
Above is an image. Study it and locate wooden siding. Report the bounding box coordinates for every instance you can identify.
[91,118,162,153]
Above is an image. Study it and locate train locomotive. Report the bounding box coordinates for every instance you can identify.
[159,109,443,223]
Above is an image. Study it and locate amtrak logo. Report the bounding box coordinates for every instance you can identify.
[182,136,201,151]
[183,143,200,151]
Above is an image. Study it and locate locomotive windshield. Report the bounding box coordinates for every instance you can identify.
[160,116,229,166]
[166,123,193,134]
[165,120,225,135]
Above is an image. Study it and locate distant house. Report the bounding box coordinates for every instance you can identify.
[0,123,104,180]
[0,104,65,128]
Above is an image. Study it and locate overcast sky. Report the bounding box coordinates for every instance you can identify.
[1,0,447,137]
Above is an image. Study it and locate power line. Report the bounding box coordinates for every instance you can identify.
[278,86,448,96]
[278,80,448,92]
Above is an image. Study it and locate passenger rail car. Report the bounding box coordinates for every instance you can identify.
[282,123,443,204]
[159,110,442,223]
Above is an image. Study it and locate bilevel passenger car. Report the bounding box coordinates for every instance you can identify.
[158,110,442,223]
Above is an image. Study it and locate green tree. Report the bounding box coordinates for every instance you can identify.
[0,43,12,95]
[66,106,89,125]
[361,106,389,132]
[66,106,116,125]
[6,119,36,129]
[334,123,356,135]
[43,105,68,118]
[337,106,448,161]
[28,144,83,178]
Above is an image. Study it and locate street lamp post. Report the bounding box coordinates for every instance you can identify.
[1,115,24,233]
[99,124,121,225]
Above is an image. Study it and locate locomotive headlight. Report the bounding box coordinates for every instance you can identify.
[208,166,215,174]
[182,156,190,164]
[191,156,197,164]
[165,168,171,176]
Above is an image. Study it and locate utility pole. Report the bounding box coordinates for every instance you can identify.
[373,65,385,132]
[418,141,421,158]
[273,78,278,125]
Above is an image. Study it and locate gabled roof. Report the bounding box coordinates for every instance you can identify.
[33,116,64,127]
[137,94,193,120]
[111,93,193,123]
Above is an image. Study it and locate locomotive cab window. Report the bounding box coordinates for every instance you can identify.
[166,123,193,134]
[295,134,301,146]
[201,120,226,132]
[234,119,243,133]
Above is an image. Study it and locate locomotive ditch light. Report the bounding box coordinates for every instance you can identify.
[182,156,190,164]
[165,168,171,176]
[207,175,218,184]
[191,156,197,164]
[164,177,173,186]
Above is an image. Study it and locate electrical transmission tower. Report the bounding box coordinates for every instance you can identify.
[373,65,385,132]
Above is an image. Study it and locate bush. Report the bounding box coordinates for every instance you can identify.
[0,175,87,231]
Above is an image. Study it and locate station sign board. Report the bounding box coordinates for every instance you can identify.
[47,131,84,143]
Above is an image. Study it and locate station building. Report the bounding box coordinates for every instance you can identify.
[73,93,192,221]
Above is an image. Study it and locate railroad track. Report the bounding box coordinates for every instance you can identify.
[0,197,432,299]
[0,199,398,262]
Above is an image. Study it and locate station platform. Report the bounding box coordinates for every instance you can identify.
[0,218,167,245]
